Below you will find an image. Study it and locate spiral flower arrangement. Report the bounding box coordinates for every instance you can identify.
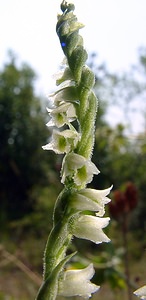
[36,1,112,299]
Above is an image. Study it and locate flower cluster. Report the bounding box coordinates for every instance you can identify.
[36,1,112,299]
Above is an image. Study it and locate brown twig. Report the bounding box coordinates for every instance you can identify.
[0,244,42,286]
[121,216,133,300]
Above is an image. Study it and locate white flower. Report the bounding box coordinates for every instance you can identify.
[53,67,73,86]
[134,285,146,299]
[61,152,99,186]
[58,263,99,299]
[42,129,80,154]
[70,186,112,216]
[71,215,110,244]
[49,86,78,105]
[46,102,76,128]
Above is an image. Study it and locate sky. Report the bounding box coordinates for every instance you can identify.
[1,0,146,133]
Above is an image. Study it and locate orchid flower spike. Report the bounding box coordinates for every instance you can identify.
[36,1,112,299]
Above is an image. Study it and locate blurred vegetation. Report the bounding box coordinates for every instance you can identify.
[0,51,62,225]
[0,49,146,299]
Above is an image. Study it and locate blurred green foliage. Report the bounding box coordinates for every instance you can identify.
[0,51,62,227]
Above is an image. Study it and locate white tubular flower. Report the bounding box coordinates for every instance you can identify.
[71,215,110,244]
[46,102,76,128]
[70,186,112,216]
[53,67,73,86]
[134,286,146,299]
[50,86,78,105]
[61,152,99,186]
[58,263,99,299]
[42,129,80,154]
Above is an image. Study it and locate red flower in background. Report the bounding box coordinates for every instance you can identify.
[109,182,138,220]
[124,182,138,211]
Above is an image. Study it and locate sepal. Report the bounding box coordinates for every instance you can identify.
[69,45,88,82]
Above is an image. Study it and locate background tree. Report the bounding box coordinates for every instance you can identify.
[89,49,146,231]
[0,51,61,225]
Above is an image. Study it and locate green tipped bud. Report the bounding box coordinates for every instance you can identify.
[61,1,75,13]
[65,32,83,56]
[80,66,95,90]
[56,12,77,36]
[69,46,88,82]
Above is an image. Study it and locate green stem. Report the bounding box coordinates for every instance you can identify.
[43,189,74,279]
[43,221,72,279]
[121,215,132,300]
[77,91,97,158]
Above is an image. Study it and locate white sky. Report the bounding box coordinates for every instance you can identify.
[1,0,146,133]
